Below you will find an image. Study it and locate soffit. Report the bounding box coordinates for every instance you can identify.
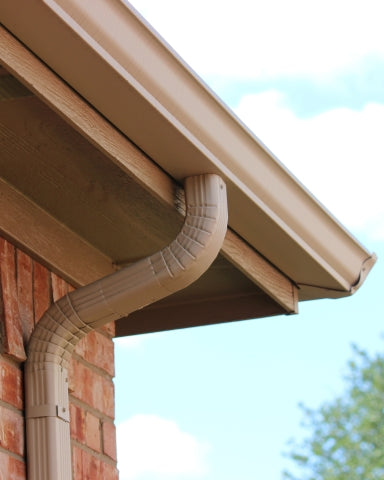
[0,66,294,333]
[0,0,375,300]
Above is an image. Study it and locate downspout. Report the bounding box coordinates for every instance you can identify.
[25,174,227,480]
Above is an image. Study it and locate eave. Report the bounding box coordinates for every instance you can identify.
[0,29,297,336]
[0,0,376,304]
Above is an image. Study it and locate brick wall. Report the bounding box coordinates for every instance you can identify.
[0,237,118,479]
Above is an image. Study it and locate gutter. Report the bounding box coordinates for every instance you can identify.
[0,0,377,301]
[0,0,376,298]
[25,174,227,480]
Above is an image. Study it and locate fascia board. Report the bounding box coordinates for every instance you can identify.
[0,0,376,298]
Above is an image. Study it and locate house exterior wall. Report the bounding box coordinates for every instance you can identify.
[0,237,118,479]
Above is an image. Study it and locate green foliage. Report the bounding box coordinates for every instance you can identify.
[283,344,384,480]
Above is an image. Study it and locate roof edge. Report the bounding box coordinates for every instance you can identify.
[0,0,376,298]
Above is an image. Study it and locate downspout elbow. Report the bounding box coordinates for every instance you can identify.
[25,174,227,480]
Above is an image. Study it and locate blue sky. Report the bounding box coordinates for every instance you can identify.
[115,1,384,479]
[208,56,384,118]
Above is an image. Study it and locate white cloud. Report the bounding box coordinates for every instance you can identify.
[128,0,384,78]
[114,336,144,349]
[235,91,384,239]
[117,414,210,479]
[114,332,166,349]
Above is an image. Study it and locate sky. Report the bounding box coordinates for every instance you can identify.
[114,1,384,479]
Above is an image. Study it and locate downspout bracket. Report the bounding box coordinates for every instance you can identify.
[26,404,70,422]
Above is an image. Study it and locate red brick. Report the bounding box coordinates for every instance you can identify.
[72,447,99,480]
[100,461,119,480]
[51,272,68,302]
[83,451,101,480]
[0,238,26,362]
[73,335,86,358]
[33,261,51,323]
[85,412,101,452]
[72,447,118,480]
[0,356,23,409]
[71,445,83,480]
[98,321,115,338]
[70,402,86,444]
[75,330,115,376]
[69,359,114,418]
[16,249,34,344]
[0,451,26,480]
[102,421,117,461]
[0,405,24,456]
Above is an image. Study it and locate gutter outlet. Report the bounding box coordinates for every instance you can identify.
[25,174,227,480]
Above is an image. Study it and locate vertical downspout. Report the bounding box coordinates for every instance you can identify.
[25,174,228,480]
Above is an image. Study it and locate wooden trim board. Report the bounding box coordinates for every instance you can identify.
[0,178,114,287]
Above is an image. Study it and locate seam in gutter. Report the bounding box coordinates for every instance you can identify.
[24,174,228,480]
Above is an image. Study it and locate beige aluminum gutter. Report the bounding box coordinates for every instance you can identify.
[25,174,227,480]
[0,0,376,299]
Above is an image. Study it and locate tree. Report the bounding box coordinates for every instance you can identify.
[283,344,384,480]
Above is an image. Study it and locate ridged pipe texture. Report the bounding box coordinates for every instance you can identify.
[25,174,228,480]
